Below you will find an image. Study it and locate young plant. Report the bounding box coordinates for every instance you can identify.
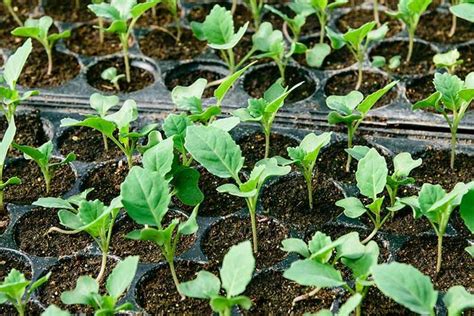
[161,0,182,41]
[282,231,379,316]
[61,256,139,314]
[371,54,401,71]
[13,140,76,194]
[413,72,474,169]
[101,67,125,91]
[3,0,22,26]
[372,262,474,315]
[34,193,123,283]
[88,0,160,82]
[0,269,51,316]
[179,241,255,316]
[61,98,157,168]
[433,49,463,75]
[305,0,348,43]
[11,16,71,76]
[90,0,105,43]
[264,3,308,43]
[398,181,473,273]
[326,80,398,172]
[326,21,388,90]
[388,0,432,63]
[286,132,332,210]
[232,79,302,159]
[244,0,264,29]
[88,93,120,151]
[184,125,291,253]
[0,121,20,215]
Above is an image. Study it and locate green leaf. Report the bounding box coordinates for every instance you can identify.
[306,43,331,68]
[371,55,386,68]
[41,305,71,316]
[433,72,464,110]
[308,231,333,263]
[131,0,159,18]
[142,138,174,177]
[217,183,257,198]
[281,238,310,258]
[210,295,252,312]
[460,189,474,233]
[433,49,461,68]
[393,152,422,179]
[89,93,119,117]
[60,276,99,305]
[32,197,75,210]
[338,294,363,316]
[178,205,199,235]
[171,78,206,113]
[0,120,16,165]
[104,99,137,130]
[367,23,388,43]
[343,21,376,47]
[106,256,139,299]
[28,272,51,294]
[465,245,474,258]
[326,27,346,49]
[283,259,345,288]
[443,285,474,316]
[214,62,254,103]
[345,145,370,161]
[326,91,363,115]
[371,262,438,315]
[220,241,255,296]
[451,3,474,23]
[252,22,284,54]
[357,81,398,115]
[355,149,388,199]
[209,117,241,132]
[173,167,204,206]
[336,197,367,218]
[341,240,379,277]
[178,271,221,299]
[3,39,32,89]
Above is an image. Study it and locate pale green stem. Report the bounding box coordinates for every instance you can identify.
[436,234,443,273]
[406,29,415,63]
[304,170,313,209]
[6,3,23,26]
[98,17,104,44]
[373,0,380,26]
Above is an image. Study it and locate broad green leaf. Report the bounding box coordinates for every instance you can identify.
[343,22,376,47]
[308,231,333,263]
[60,117,116,139]
[0,120,16,165]
[28,272,51,294]
[335,232,366,260]
[338,293,363,316]
[131,0,159,18]
[326,27,346,49]
[443,285,474,316]
[209,117,241,132]
[41,305,71,316]
[173,167,204,206]
[341,241,379,277]
[214,62,254,103]
[412,91,442,111]
[459,189,474,233]
[357,81,398,115]
[252,22,284,54]
[89,93,119,117]
[178,205,199,235]
[306,43,331,68]
[393,152,422,179]
[283,259,345,288]
[355,149,388,199]
[142,138,174,176]
[327,112,362,125]
[336,197,367,218]
[104,99,138,130]
[433,49,461,68]
[281,238,310,258]
[217,183,257,198]
[451,3,474,23]
[220,241,255,296]
[106,256,139,299]
[179,271,221,299]
[367,23,388,42]
[60,276,99,305]
[433,72,463,110]
[345,145,370,161]
[3,39,32,89]
[326,91,363,115]
[171,78,206,112]
[32,197,73,210]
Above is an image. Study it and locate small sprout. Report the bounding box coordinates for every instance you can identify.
[179,241,255,316]
[3,0,23,26]
[13,140,76,194]
[413,72,474,169]
[451,1,474,24]
[371,55,401,70]
[185,125,291,253]
[61,256,139,314]
[264,4,308,43]
[433,49,463,75]
[326,81,398,172]
[88,93,120,151]
[326,22,389,90]
[286,132,332,210]
[232,79,303,159]
[0,269,51,316]
[303,0,348,43]
[161,0,182,40]
[244,0,264,29]
[101,67,125,91]
[88,0,160,82]
[11,16,71,76]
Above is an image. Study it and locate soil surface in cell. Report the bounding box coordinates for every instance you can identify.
[337,9,402,38]
[136,5,180,27]
[418,11,474,44]
[0,250,31,279]
[43,0,95,22]
[363,287,415,315]
[0,0,37,48]
[66,24,123,56]
[165,68,224,98]
[294,38,356,70]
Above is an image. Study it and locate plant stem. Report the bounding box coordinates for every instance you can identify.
[231,0,237,14]
[96,250,107,284]
[345,127,354,173]
[355,61,363,90]
[406,30,415,63]
[16,303,25,316]
[168,260,181,292]
[102,134,109,152]
[46,48,53,76]
[222,307,231,316]
[277,61,286,85]
[373,0,380,26]
[362,225,379,244]
[436,234,443,273]
[449,0,458,37]
[264,130,270,159]
[0,190,4,216]
[355,304,362,316]
[304,171,313,209]
[6,3,23,26]
[450,131,457,170]
[98,17,104,44]
[120,35,131,83]
[41,168,51,194]
[227,49,235,74]
[75,0,80,10]
[318,14,326,44]
[292,287,320,305]
[250,211,258,253]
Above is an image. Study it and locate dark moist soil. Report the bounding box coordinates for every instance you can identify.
[244,65,317,103]
[187,3,251,29]
[110,212,196,263]
[370,41,436,77]
[14,208,92,257]
[0,250,32,279]
[136,5,179,27]
[412,149,474,191]
[325,71,398,108]
[0,302,43,315]
[226,33,271,66]
[81,159,130,205]
[58,127,124,163]
[43,0,95,22]
[0,0,36,48]
[87,57,155,93]
[450,211,472,238]
[0,110,49,157]
[19,50,80,88]
[4,159,76,204]
[237,132,299,170]
[418,11,474,44]
[261,6,320,37]
[243,270,339,315]
[405,75,434,104]
[336,9,402,38]
[396,237,473,291]
[66,24,123,56]
[165,68,224,98]
[37,256,117,313]
[458,44,474,78]
[201,215,289,270]
[0,213,9,235]
[173,167,246,217]
[139,28,206,60]
[294,37,356,70]
[363,287,415,315]
[261,173,344,235]
[136,261,213,314]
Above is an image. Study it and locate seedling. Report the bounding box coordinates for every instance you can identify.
[433,49,463,75]
[90,0,105,43]
[61,256,139,314]
[101,67,125,91]
[3,0,22,26]
[0,269,51,316]
[285,132,332,209]
[232,79,303,158]
[34,192,122,283]
[185,125,291,253]
[282,231,379,316]
[11,16,71,76]
[388,0,432,63]
[305,0,348,43]
[179,241,255,316]
[88,0,160,82]
[326,21,389,90]
[399,181,473,272]
[371,55,401,71]
[413,72,474,169]
[191,4,248,74]
[161,0,183,41]
[61,99,157,168]
[244,0,264,29]
[264,4,308,43]
[372,262,474,315]
[13,140,76,194]
[0,121,20,214]
[87,93,120,151]
[326,80,398,172]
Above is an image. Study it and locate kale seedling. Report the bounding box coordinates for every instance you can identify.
[3,0,22,26]
[232,79,302,159]
[179,241,255,316]
[433,49,463,75]
[88,0,160,82]
[326,80,398,172]
[282,231,379,316]
[326,21,389,90]
[88,93,120,151]
[413,72,474,169]
[13,140,76,194]
[372,262,474,315]
[61,256,139,314]
[101,67,125,91]
[185,125,291,253]
[0,269,51,316]
[11,16,71,76]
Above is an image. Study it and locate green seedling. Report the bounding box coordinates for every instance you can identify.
[244,0,264,29]
[179,241,255,316]
[11,16,71,76]
[433,49,463,75]
[304,0,348,43]
[233,79,302,158]
[413,72,474,169]
[13,140,76,194]
[264,3,309,43]
[88,0,160,82]
[61,256,139,315]
[161,0,182,40]
[0,270,51,316]
[3,0,22,26]
[87,93,120,151]
[326,81,398,172]
[185,125,291,253]
[371,55,401,71]
[101,67,125,91]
